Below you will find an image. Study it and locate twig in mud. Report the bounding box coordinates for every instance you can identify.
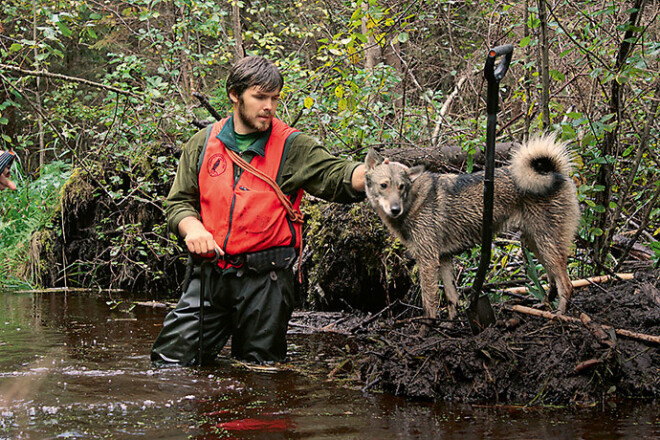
[410,356,431,383]
[288,321,350,335]
[507,305,660,345]
[328,358,353,379]
[579,313,616,348]
[320,315,353,332]
[347,300,401,333]
[361,378,381,393]
[503,273,634,295]
[502,290,537,301]
[575,358,601,373]
[394,316,437,326]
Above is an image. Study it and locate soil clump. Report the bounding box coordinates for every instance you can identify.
[291,269,660,405]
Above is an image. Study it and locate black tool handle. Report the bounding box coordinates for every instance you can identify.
[484,44,514,83]
[471,44,514,301]
[194,247,219,367]
[190,248,221,264]
[484,44,514,115]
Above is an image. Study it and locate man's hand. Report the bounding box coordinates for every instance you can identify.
[0,166,16,191]
[178,216,224,257]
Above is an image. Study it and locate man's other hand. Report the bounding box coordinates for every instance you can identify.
[0,167,16,191]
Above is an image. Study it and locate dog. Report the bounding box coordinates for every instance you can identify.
[364,134,580,320]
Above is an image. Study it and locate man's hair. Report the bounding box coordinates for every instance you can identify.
[226,56,283,98]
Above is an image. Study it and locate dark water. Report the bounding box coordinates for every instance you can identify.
[0,291,657,439]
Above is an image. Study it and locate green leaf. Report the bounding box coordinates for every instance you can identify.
[519,36,531,48]
[397,32,409,43]
[549,69,565,81]
[354,33,367,43]
[57,22,73,38]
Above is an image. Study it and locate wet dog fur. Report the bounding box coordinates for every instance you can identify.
[364,134,580,320]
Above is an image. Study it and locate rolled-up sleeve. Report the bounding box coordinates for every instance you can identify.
[279,134,365,203]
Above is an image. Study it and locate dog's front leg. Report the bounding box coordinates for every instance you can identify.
[438,258,459,320]
[418,260,440,320]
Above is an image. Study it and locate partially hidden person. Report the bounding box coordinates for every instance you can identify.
[151,56,366,366]
[0,150,17,191]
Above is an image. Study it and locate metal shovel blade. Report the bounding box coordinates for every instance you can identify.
[467,294,496,335]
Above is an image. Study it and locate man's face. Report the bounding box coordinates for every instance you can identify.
[231,85,280,134]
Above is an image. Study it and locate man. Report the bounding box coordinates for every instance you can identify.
[151,56,366,366]
[0,151,17,191]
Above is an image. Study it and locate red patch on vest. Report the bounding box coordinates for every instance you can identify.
[207,153,227,177]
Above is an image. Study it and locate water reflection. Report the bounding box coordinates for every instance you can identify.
[0,291,657,439]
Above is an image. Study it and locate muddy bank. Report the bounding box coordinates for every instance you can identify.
[27,143,187,292]
[293,269,659,405]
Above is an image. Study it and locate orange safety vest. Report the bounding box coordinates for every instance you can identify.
[198,118,303,267]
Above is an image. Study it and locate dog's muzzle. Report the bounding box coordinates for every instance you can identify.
[388,204,402,218]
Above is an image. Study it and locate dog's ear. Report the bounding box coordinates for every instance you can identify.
[408,165,425,181]
[365,148,384,170]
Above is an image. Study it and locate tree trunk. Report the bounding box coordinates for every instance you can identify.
[594,0,646,263]
[605,79,660,264]
[32,0,45,171]
[232,0,244,59]
[523,0,531,141]
[361,2,381,68]
[177,4,192,103]
[537,0,550,130]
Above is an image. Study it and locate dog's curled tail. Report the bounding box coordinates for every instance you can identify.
[510,133,575,195]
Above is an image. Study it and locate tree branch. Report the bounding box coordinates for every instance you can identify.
[0,64,140,98]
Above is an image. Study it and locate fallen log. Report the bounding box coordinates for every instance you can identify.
[377,143,516,172]
[134,300,169,308]
[14,287,127,294]
[288,321,350,335]
[503,273,634,295]
[506,304,660,345]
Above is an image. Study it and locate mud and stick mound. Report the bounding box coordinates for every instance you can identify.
[303,269,660,405]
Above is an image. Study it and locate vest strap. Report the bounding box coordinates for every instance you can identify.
[225,148,304,224]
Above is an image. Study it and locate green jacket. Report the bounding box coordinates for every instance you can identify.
[165,117,365,234]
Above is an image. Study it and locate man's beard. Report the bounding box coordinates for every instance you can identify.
[237,98,272,132]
